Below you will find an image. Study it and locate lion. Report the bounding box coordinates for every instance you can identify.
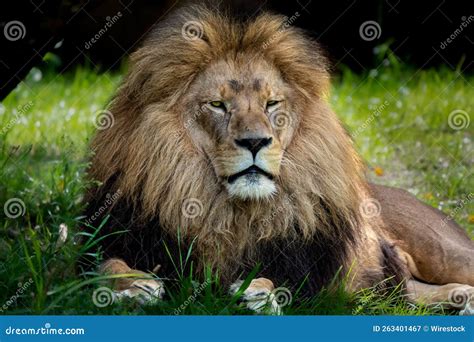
[84,5,474,314]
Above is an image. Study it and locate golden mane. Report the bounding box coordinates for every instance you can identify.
[88,5,367,273]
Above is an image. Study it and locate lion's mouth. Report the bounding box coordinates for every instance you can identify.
[227,165,274,184]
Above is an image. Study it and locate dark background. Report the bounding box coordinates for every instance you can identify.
[0,0,472,100]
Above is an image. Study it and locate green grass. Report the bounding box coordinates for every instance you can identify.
[0,54,472,315]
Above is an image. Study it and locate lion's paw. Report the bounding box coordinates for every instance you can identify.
[230,278,282,315]
[114,278,165,305]
[449,285,474,316]
[459,303,473,316]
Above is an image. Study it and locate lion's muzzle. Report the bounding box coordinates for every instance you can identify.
[224,136,279,200]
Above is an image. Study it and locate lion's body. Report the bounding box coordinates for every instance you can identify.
[85,5,474,312]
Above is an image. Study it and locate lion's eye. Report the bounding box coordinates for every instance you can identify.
[209,101,226,110]
[266,100,279,108]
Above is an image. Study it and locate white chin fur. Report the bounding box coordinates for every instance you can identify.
[226,174,276,200]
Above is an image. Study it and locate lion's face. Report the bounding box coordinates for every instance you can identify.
[184,58,297,200]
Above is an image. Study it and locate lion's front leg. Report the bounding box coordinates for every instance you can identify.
[229,278,283,315]
[100,258,164,305]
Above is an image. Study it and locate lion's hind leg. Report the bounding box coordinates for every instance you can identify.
[406,279,474,315]
[99,258,164,304]
[371,184,474,286]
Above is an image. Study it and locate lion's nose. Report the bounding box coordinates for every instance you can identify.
[235,137,272,158]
